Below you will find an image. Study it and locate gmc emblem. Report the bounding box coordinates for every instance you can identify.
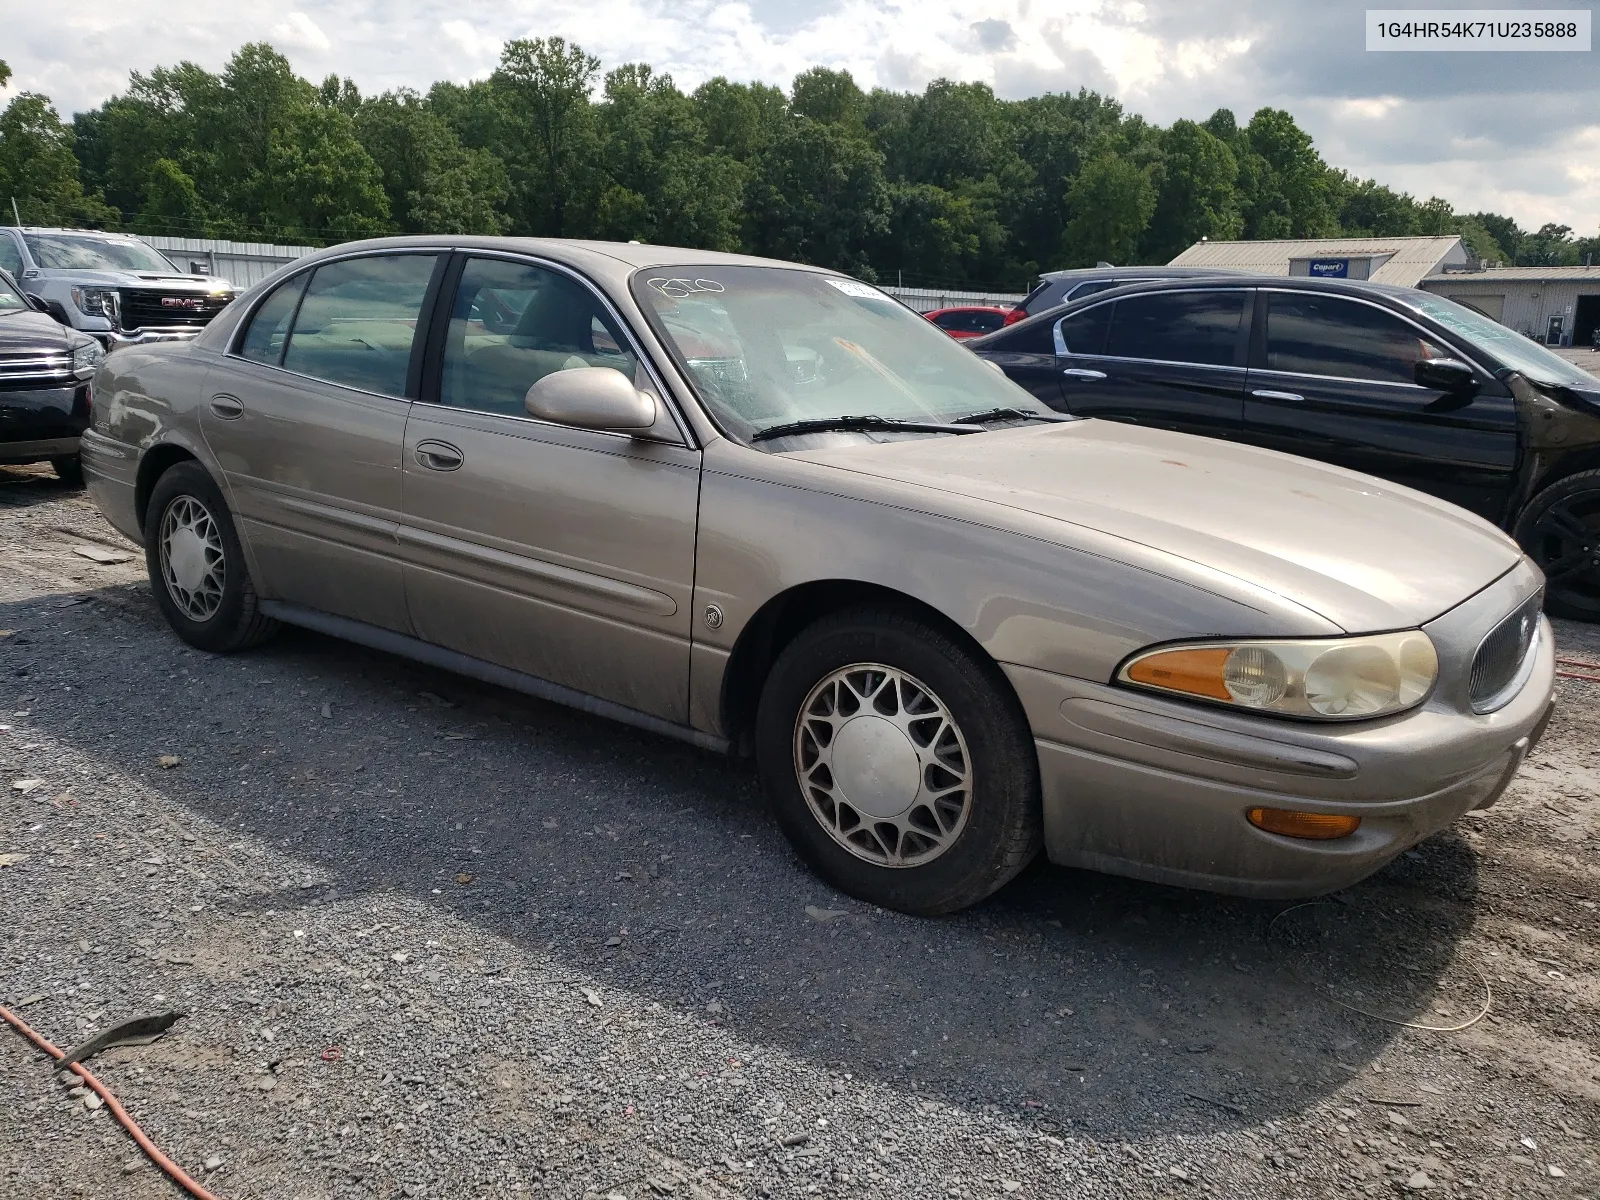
[161,296,205,309]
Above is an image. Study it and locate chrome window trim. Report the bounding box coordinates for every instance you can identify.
[1256,286,1489,386]
[1245,365,1434,392]
[1052,286,1252,366]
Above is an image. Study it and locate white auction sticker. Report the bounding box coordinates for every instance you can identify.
[1367,9,1590,50]
[823,277,886,299]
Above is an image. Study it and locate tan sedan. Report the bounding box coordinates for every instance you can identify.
[82,238,1555,914]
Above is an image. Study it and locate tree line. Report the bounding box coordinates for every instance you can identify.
[0,43,1596,290]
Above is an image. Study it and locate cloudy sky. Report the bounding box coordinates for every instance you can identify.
[4,1,1597,233]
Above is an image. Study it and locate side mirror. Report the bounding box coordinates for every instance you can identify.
[525,366,657,432]
[25,293,50,314]
[1414,357,1476,392]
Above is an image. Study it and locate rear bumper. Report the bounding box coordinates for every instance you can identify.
[1005,570,1555,897]
[80,428,145,544]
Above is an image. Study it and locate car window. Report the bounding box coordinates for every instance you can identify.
[440,257,639,416]
[1105,290,1246,366]
[1057,303,1114,356]
[1266,293,1448,384]
[968,310,1006,334]
[21,232,176,273]
[981,318,1054,355]
[1393,291,1595,389]
[1023,281,1071,315]
[0,235,23,279]
[930,311,964,330]
[0,274,26,315]
[236,273,310,366]
[281,255,438,397]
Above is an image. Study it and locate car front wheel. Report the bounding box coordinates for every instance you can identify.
[756,607,1042,916]
[143,461,279,652]
[1515,468,1600,621]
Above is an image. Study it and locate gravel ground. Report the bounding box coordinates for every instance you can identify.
[1,463,1596,1200]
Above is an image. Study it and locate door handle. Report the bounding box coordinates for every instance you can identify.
[1062,368,1108,381]
[208,394,244,420]
[1251,389,1304,402]
[414,440,464,471]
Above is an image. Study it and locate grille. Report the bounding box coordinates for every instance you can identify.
[0,353,72,385]
[1468,592,1543,713]
[118,287,233,332]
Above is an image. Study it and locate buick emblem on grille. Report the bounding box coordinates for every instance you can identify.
[161,296,205,309]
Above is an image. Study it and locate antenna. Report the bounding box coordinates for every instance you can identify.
[9,197,19,227]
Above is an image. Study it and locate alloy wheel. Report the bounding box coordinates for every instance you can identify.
[159,494,226,621]
[1527,492,1600,614]
[793,663,973,867]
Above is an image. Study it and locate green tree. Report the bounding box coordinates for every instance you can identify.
[789,67,866,130]
[1516,223,1579,266]
[1061,151,1155,266]
[1143,119,1240,260]
[355,91,508,234]
[1239,108,1337,239]
[261,104,392,240]
[492,37,601,235]
[692,77,787,161]
[744,117,890,276]
[0,93,117,227]
[130,157,210,236]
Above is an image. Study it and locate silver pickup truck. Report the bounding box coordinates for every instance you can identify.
[0,226,236,350]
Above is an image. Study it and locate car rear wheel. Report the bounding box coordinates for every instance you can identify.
[143,461,279,652]
[51,455,84,487]
[755,607,1042,915]
[1514,469,1600,621]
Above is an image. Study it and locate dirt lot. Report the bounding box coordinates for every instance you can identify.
[1,465,1596,1200]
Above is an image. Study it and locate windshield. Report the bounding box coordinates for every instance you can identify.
[23,233,177,274]
[630,266,1052,442]
[0,274,26,315]
[1396,291,1597,389]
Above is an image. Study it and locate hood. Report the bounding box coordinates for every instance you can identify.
[27,267,233,291]
[0,307,75,353]
[792,420,1522,632]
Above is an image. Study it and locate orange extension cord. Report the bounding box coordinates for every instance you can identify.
[0,1004,222,1200]
[1557,656,1600,683]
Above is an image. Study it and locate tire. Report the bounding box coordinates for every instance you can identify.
[51,455,84,487]
[755,607,1042,916]
[142,461,279,652]
[1513,468,1600,621]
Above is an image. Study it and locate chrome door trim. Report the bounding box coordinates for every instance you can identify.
[273,493,400,538]
[1062,368,1108,381]
[395,523,680,617]
[260,600,726,753]
[1250,389,1305,402]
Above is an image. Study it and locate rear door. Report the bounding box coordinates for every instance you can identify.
[201,251,442,632]
[1243,289,1519,520]
[1054,288,1251,440]
[397,253,700,723]
[973,315,1069,411]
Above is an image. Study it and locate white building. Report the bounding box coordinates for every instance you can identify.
[1168,235,1469,287]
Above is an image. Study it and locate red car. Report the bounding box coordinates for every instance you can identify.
[923,305,1015,339]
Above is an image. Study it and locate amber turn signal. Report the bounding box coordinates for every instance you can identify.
[1124,647,1232,701]
[1246,807,1362,840]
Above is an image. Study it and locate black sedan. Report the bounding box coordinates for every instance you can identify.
[0,268,103,485]
[973,276,1600,619]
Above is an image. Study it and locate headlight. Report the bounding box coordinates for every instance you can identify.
[71,286,119,321]
[71,339,106,379]
[1118,631,1438,720]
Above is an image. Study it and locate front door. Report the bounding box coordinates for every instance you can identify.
[201,252,441,631]
[398,255,701,723]
[1242,290,1519,521]
[1053,288,1251,440]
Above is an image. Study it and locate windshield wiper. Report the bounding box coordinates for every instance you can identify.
[750,414,985,442]
[950,406,1075,425]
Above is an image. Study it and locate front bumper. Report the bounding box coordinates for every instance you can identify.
[0,382,88,463]
[1006,562,1555,898]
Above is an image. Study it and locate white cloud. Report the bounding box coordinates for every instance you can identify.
[272,12,332,53]
[0,1,1595,232]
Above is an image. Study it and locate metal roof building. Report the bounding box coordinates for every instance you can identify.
[1168,235,1469,287]
[1418,265,1600,348]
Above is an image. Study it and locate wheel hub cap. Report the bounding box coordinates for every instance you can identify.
[159,494,226,621]
[793,664,973,868]
[830,715,921,819]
